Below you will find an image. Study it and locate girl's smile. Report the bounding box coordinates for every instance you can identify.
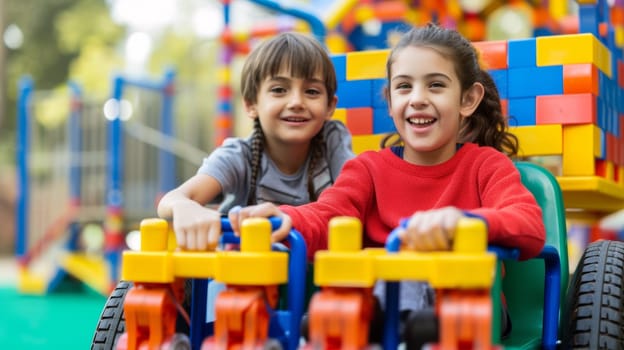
[387,45,482,166]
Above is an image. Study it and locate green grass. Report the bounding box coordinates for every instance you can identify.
[0,278,106,349]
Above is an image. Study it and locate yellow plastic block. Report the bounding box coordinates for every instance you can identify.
[215,252,287,285]
[562,124,602,176]
[215,218,288,285]
[328,216,362,252]
[352,134,384,154]
[374,252,496,288]
[616,27,624,47]
[314,251,376,287]
[171,251,217,279]
[374,217,495,288]
[346,49,390,80]
[314,216,375,287]
[536,33,611,77]
[332,108,347,125]
[240,218,272,252]
[140,218,169,251]
[122,251,174,283]
[453,218,487,253]
[510,125,563,157]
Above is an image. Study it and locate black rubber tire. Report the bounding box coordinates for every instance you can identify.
[561,240,624,349]
[91,281,132,350]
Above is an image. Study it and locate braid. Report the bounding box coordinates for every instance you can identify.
[247,118,265,205]
[306,130,326,201]
[460,70,519,157]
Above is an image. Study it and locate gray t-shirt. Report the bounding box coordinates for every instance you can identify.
[197,119,354,213]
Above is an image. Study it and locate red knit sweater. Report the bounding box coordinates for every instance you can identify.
[281,143,546,261]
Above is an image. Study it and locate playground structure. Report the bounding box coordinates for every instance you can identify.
[14,69,211,295]
[211,0,604,145]
[93,0,624,348]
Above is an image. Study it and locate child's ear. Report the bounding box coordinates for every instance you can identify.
[325,95,338,120]
[459,82,485,118]
[244,100,259,119]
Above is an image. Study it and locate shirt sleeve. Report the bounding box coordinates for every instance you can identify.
[468,152,546,260]
[197,138,249,197]
[281,156,374,260]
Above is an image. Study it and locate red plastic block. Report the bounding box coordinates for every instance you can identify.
[563,64,599,94]
[619,61,624,88]
[536,93,596,125]
[473,40,508,69]
[595,159,610,178]
[606,133,618,163]
[346,108,373,135]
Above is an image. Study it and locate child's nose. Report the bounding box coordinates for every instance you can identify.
[288,91,304,108]
[409,89,429,107]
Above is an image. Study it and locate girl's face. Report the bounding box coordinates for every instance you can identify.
[245,67,337,149]
[387,45,482,165]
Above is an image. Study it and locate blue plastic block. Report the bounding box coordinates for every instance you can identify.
[489,69,508,99]
[373,107,396,134]
[331,54,347,82]
[508,66,563,98]
[508,97,536,126]
[508,38,536,68]
[578,5,599,37]
[597,97,606,131]
[372,79,388,109]
[336,79,373,108]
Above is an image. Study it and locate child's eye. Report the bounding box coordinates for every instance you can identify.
[305,88,322,96]
[395,82,411,90]
[270,86,287,94]
[429,81,445,89]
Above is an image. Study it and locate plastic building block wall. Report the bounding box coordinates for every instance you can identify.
[330,1,624,213]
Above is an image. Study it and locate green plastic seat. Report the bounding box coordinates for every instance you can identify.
[492,161,569,348]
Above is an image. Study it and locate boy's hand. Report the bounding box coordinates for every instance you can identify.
[399,206,464,251]
[171,201,222,251]
[228,203,292,243]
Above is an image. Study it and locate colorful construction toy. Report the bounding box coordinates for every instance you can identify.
[105,216,306,350]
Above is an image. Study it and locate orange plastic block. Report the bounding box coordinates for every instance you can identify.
[563,64,599,94]
[306,287,375,349]
[346,107,373,135]
[211,287,271,349]
[437,290,493,350]
[122,285,178,350]
[473,40,508,69]
[500,99,508,117]
[536,93,596,125]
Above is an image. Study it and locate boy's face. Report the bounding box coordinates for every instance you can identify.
[245,68,337,148]
[387,45,482,165]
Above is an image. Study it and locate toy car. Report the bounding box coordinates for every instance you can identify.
[93,163,624,349]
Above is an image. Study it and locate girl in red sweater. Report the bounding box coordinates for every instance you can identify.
[230,24,546,345]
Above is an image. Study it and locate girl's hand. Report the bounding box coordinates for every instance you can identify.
[399,206,465,251]
[171,201,222,251]
[228,203,292,243]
